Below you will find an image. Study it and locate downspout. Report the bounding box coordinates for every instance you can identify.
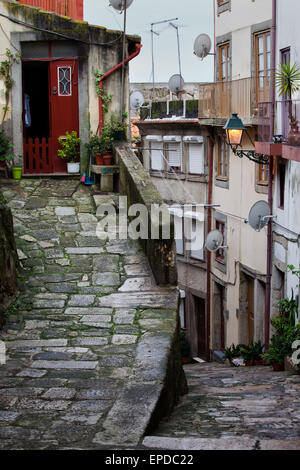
[206,137,214,361]
[213,0,216,82]
[265,0,276,349]
[98,43,142,134]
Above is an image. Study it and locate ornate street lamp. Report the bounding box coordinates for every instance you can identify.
[224,113,269,165]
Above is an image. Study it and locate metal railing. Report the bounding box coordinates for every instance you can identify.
[257,100,300,143]
[198,76,270,120]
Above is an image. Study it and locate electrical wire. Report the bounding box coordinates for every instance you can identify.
[0,22,20,53]
[0,12,123,47]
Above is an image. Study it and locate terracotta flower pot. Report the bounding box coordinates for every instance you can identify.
[182,357,191,365]
[288,125,300,146]
[103,154,113,166]
[246,360,253,367]
[272,361,284,372]
[254,360,263,366]
[95,154,104,165]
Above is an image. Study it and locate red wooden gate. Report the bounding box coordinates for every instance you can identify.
[24,138,51,174]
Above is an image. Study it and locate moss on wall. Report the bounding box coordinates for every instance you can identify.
[0,192,19,328]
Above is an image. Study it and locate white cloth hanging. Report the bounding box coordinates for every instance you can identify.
[24,94,31,128]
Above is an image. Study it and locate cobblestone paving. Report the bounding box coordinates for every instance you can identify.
[143,362,300,450]
[0,178,177,449]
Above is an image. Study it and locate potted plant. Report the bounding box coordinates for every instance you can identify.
[109,113,127,141]
[0,130,14,176]
[240,341,264,366]
[58,131,80,174]
[263,335,286,371]
[85,132,104,165]
[224,344,243,366]
[179,330,191,364]
[100,124,114,165]
[275,62,300,145]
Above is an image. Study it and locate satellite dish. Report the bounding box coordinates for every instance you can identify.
[130,91,145,110]
[247,201,270,232]
[194,34,212,60]
[168,74,185,95]
[205,230,224,253]
[109,0,134,11]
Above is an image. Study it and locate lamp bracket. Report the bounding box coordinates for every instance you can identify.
[232,148,269,165]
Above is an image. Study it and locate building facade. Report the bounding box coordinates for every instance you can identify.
[0,0,140,174]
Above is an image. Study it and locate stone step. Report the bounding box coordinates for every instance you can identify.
[142,436,300,451]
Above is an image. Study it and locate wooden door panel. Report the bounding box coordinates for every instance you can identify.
[50,60,79,173]
[195,297,206,359]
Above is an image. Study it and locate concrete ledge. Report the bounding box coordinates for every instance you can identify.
[115,142,177,286]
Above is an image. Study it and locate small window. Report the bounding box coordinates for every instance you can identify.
[217,138,229,180]
[190,217,204,260]
[215,220,225,264]
[218,43,231,82]
[174,213,184,255]
[189,143,204,174]
[150,140,164,171]
[166,142,182,172]
[278,163,286,209]
[58,67,72,96]
[257,163,269,185]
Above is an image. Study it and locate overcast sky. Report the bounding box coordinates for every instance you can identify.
[84,0,214,83]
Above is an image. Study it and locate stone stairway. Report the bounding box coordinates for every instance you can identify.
[0,178,180,449]
[142,362,300,451]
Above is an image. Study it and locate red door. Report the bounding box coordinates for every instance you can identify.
[50,60,79,173]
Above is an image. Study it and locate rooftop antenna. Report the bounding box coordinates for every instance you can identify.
[151,17,178,100]
[109,0,134,119]
[169,22,183,79]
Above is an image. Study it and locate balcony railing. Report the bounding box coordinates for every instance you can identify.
[257,100,300,143]
[198,76,270,121]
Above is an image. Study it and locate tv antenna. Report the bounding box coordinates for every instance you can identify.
[193,33,215,61]
[151,17,178,99]
[169,22,183,80]
[245,201,275,232]
[205,230,227,253]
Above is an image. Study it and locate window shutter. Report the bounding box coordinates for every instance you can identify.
[150,141,163,170]
[189,144,204,174]
[168,143,182,168]
[174,214,184,255]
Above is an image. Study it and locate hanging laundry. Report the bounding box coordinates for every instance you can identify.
[24,94,31,128]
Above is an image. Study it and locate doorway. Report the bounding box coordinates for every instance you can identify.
[22,58,79,174]
[212,283,225,351]
[194,296,206,359]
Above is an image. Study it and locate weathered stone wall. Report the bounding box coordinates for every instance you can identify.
[0,194,19,328]
[115,142,178,287]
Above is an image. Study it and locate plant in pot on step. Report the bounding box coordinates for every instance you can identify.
[58,131,80,174]
[100,124,114,165]
[275,62,300,146]
[0,129,14,177]
[109,113,127,141]
[85,131,104,165]
[224,344,243,366]
[180,329,191,364]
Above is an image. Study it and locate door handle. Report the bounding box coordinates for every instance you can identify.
[52,86,57,95]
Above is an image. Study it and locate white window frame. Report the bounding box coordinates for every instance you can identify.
[146,135,163,171]
[57,66,72,97]
[163,136,182,171]
[184,137,204,175]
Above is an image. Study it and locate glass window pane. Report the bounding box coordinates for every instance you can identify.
[58,67,71,96]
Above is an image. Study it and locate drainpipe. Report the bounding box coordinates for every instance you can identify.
[206,137,214,361]
[98,43,142,134]
[265,0,276,349]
